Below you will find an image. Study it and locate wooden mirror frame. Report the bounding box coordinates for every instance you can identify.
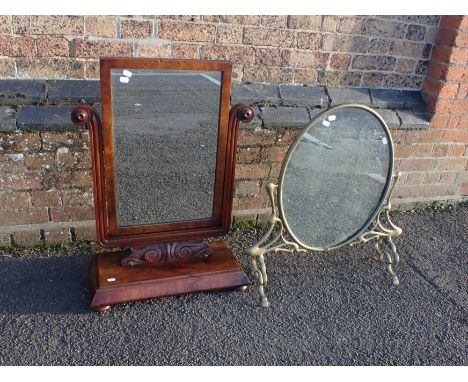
[72,58,242,248]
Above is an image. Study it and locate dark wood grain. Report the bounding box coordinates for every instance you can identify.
[120,240,213,267]
[71,59,254,247]
[90,241,251,312]
[71,59,255,312]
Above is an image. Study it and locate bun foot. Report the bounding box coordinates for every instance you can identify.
[92,305,111,313]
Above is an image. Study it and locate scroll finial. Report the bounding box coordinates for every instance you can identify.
[236,105,254,123]
[71,106,91,126]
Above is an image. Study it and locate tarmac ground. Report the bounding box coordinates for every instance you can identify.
[0,203,466,365]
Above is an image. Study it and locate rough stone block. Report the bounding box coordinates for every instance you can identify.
[360,18,407,39]
[382,74,424,90]
[85,16,116,38]
[0,106,17,132]
[279,85,327,107]
[318,71,362,87]
[370,89,405,109]
[352,55,396,71]
[120,19,153,39]
[287,16,322,30]
[328,87,372,106]
[231,84,281,105]
[74,223,96,241]
[405,24,427,41]
[47,80,101,104]
[0,232,11,246]
[43,226,72,244]
[36,36,70,57]
[159,21,216,42]
[321,34,369,53]
[262,107,310,129]
[397,110,431,129]
[17,105,75,131]
[11,229,43,246]
[16,58,85,79]
[0,80,46,105]
[13,15,84,35]
[243,27,296,48]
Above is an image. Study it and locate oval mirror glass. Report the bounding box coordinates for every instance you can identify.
[279,105,393,250]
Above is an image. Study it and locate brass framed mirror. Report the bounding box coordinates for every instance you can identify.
[72,58,253,312]
[246,104,403,307]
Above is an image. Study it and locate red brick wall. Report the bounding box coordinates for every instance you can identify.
[413,15,468,199]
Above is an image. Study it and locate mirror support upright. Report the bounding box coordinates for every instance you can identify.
[71,94,254,312]
[246,175,403,308]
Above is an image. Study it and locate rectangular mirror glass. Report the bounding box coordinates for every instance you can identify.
[110,69,222,227]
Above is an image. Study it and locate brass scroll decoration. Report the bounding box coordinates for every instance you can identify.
[246,173,403,308]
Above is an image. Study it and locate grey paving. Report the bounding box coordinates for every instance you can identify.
[0,204,466,365]
[262,107,310,129]
[0,106,17,132]
[279,85,328,107]
[47,80,101,104]
[17,105,75,131]
[328,87,372,106]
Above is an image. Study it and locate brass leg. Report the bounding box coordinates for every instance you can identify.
[385,237,400,286]
[375,238,400,286]
[252,256,270,308]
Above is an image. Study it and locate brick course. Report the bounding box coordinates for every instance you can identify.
[0,15,440,88]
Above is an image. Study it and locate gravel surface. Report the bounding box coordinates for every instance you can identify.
[0,204,466,365]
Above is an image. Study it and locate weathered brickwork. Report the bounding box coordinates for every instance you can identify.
[0,14,467,245]
[0,15,440,89]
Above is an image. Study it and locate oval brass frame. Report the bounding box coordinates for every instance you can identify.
[277,103,395,251]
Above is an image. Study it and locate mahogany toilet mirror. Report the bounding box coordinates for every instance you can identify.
[72,58,252,312]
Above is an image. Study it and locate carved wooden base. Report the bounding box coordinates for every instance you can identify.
[121,240,213,267]
[89,240,250,312]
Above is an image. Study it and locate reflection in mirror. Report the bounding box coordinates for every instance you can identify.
[281,107,391,249]
[110,69,222,227]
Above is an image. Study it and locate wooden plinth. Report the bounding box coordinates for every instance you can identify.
[89,241,250,312]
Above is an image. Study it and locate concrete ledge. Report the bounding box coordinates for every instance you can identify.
[0,79,431,133]
[279,85,327,107]
[328,87,372,106]
[397,110,432,129]
[231,84,281,105]
[17,105,75,131]
[0,80,46,105]
[262,107,310,129]
[47,80,101,104]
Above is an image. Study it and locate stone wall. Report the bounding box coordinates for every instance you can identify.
[0,14,467,246]
[0,15,440,88]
